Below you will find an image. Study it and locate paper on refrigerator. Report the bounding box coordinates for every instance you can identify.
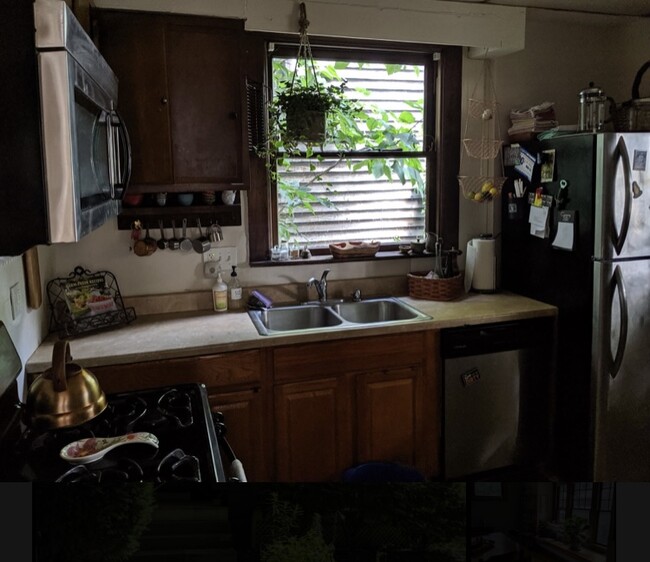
[529,205,550,238]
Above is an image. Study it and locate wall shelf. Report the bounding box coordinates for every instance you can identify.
[117,205,242,230]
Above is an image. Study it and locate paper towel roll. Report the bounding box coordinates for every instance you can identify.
[465,237,496,292]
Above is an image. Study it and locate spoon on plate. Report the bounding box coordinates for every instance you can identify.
[60,432,159,464]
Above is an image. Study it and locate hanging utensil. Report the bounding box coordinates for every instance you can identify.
[157,220,168,250]
[168,220,180,250]
[180,218,193,252]
[143,226,157,255]
[192,218,211,253]
[209,221,224,243]
[132,227,149,257]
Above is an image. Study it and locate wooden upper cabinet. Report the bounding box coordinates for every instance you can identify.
[94,10,248,192]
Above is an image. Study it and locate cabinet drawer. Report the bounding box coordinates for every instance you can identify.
[273,332,427,382]
[91,349,262,394]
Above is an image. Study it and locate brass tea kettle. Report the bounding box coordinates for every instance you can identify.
[23,340,107,430]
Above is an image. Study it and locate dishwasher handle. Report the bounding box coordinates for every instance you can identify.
[441,319,547,358]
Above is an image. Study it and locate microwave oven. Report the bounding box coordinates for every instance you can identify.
[0,0,130,256]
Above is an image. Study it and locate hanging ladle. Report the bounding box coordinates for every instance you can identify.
[180,218,193,252]
[157,220,168,250]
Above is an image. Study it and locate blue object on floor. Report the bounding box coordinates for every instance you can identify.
[342,461,425,482]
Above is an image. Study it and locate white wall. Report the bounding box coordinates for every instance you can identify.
[3,1,649,381]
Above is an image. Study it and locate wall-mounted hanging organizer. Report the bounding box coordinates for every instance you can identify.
[457,60,506,208]
[47,266,136,338]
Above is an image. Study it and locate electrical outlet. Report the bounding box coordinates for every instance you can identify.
[202,246,238,275]
[9,282,24,321]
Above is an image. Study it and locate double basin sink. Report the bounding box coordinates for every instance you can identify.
[248,297,431,336]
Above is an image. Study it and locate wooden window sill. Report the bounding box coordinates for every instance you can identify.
[249,250,435,267]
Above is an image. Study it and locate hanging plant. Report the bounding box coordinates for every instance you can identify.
[269,3,358,147]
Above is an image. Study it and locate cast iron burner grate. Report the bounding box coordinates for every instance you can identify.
[2,383,224,483]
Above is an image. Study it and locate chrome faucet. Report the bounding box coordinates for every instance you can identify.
[307,269,330,302]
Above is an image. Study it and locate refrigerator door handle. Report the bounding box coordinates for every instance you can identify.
[612,137,632,256]
[609,265,628,379]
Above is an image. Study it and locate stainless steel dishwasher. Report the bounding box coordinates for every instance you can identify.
[442,318,554,479]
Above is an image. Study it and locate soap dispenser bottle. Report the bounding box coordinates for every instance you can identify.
[212,271,228,312]
[228,265,243,310]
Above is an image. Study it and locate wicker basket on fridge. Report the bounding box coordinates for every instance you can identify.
[407,272,464,301]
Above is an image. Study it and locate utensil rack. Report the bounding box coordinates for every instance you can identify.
[47,266,136,339]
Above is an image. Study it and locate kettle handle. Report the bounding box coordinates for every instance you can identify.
[50,340,71,392]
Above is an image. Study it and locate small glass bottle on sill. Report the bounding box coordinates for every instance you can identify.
[289,241,300,260]
[279,240,289,261]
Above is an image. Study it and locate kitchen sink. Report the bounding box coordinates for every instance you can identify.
[332,298,422,324]
[248,304,343,336]
[248,297,430,336]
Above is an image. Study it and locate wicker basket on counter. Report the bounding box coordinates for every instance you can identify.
[407,271,464,301]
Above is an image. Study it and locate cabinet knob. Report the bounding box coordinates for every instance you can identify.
[229,111,238,120]
[160,96,168,105]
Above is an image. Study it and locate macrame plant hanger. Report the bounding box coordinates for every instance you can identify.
[289,3,321,97]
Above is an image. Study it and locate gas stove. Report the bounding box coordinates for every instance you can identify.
[0,383,228,484]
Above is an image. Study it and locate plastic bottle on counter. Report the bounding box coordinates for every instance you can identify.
[212,272,228,312]
[229,265,243,310]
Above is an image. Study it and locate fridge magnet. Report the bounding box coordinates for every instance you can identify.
[514,146,535,181]
[632,149,647,171]
[503,144,522,167]
[540,149,556,182]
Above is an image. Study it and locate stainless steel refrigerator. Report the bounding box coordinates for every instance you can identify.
[501,132,650,481]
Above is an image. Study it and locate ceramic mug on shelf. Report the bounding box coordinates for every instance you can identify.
[177,193,194,206]
[221,190,237,205]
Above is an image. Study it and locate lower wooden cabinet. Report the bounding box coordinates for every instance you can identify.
[272,330,440,482]
[207,386,269,483]
[274,376,354,482]
[91,349,272,481]
[72,329,440,483]
[356,366,421,468]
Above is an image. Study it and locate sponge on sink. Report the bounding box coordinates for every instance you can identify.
[247,290,273,309]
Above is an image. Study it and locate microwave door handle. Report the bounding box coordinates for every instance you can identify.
[114,110,132,197]
[105,110,117,199]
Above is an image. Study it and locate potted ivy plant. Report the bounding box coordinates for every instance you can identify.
[273,80,354,144]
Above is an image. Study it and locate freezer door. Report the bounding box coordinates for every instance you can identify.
[595,133,650,260]
[592,259,650,480]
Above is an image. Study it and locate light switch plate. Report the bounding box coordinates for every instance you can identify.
[9,282,24,321]
[202,246,237,277]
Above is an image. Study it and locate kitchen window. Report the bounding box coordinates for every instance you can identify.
[247,38,461,263]
[555,482,615,549]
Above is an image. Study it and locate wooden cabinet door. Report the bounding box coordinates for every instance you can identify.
[207,387,269,482]
[356,367,420,468]
[274,376,353,482]
[96,12,173,186]
[95,11,246,190]
[166,23,244,185]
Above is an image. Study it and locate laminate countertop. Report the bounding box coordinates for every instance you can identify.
[26,291,556,374]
